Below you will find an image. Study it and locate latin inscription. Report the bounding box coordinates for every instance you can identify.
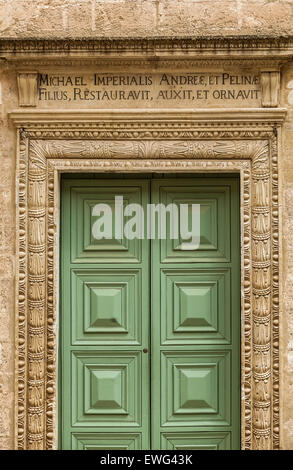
[37,72,261,108]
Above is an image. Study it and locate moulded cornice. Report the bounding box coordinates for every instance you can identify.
[1,37,293,62]
[4,58,288,69]
[9,108,287,127]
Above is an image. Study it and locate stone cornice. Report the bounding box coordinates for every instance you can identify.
[9,108,287,128]
[1,37,293,62]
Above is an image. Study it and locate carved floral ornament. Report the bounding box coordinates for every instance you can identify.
[10,110,286,450]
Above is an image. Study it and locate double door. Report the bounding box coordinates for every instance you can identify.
[60,175,240,450]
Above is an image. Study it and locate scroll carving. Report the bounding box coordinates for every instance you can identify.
[16,123,280,451]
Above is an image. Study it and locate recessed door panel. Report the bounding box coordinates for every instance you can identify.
[60,176,240,450]
[71,433,142,450]
[161,432,231,450]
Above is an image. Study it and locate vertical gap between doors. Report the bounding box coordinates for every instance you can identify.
[149,177,152,450]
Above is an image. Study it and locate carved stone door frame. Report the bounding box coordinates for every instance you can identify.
[10,108,286,450]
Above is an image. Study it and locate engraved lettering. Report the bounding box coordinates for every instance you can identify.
[37,72,261,107]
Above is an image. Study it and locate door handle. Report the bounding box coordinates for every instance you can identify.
[143,348,148,353]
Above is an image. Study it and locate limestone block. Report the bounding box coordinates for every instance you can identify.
[158,0,239,36]
[0,0,157,38]
[0,1,293,38]
[0,437,13,449]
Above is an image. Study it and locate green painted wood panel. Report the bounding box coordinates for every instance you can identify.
[60,176,240,450]
[60,179,150,450]
[151,178,240,450]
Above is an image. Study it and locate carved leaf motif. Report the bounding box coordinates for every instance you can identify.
[28,440,43,450]
[252,180,269,206]
[29,253,45,276]
[254,268,270,289]
[251,142,270,170]
[29,306,45,327]
[252,239,270,262]
[29,282,45,301]
[30,139,270,162]
[28,218,45,245]
[30,141,47,170]
[28,181,46,208]
[28,385,44,406]
[253,295,270,316]
[253,435,270,451]
[254,348,270,373]
[28,413,44,434]
[254,407,270,430]
[254,375,270,401]
[252,213,270,234]
[253,323,270,345]
[29,360,45,380]
[28,333,44,353]
[213,140,239,157]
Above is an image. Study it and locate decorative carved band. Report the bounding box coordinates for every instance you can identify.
[30,139,269,162]
[1,37,292,55]
[15,121,280,450]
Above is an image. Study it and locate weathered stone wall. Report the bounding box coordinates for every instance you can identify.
[0,66,18,450]
[280,64,293,448]
[0,0,293,38]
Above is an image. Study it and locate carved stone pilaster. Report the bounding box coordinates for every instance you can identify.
[26,143,46,450]
[251,146,271,449]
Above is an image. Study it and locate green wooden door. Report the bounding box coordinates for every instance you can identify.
[60,179,150,450]
[60,176,240,450]
[150,178,240,450]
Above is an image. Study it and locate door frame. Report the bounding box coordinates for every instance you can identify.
[10,108,285,450]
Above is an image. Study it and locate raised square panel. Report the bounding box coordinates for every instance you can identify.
[85,366,127,414]
[88,284,126,332]
[174,364,217,414]
[173,199,217,252]
[161,269,231,344]
[157,184,231,262]
[178,283,216,330]
[161,351,231,426]
[69,184,148,263]
[72,433,141,450]
[71,269,141,345]
[161,432,231,450]
[72,351,141,427]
